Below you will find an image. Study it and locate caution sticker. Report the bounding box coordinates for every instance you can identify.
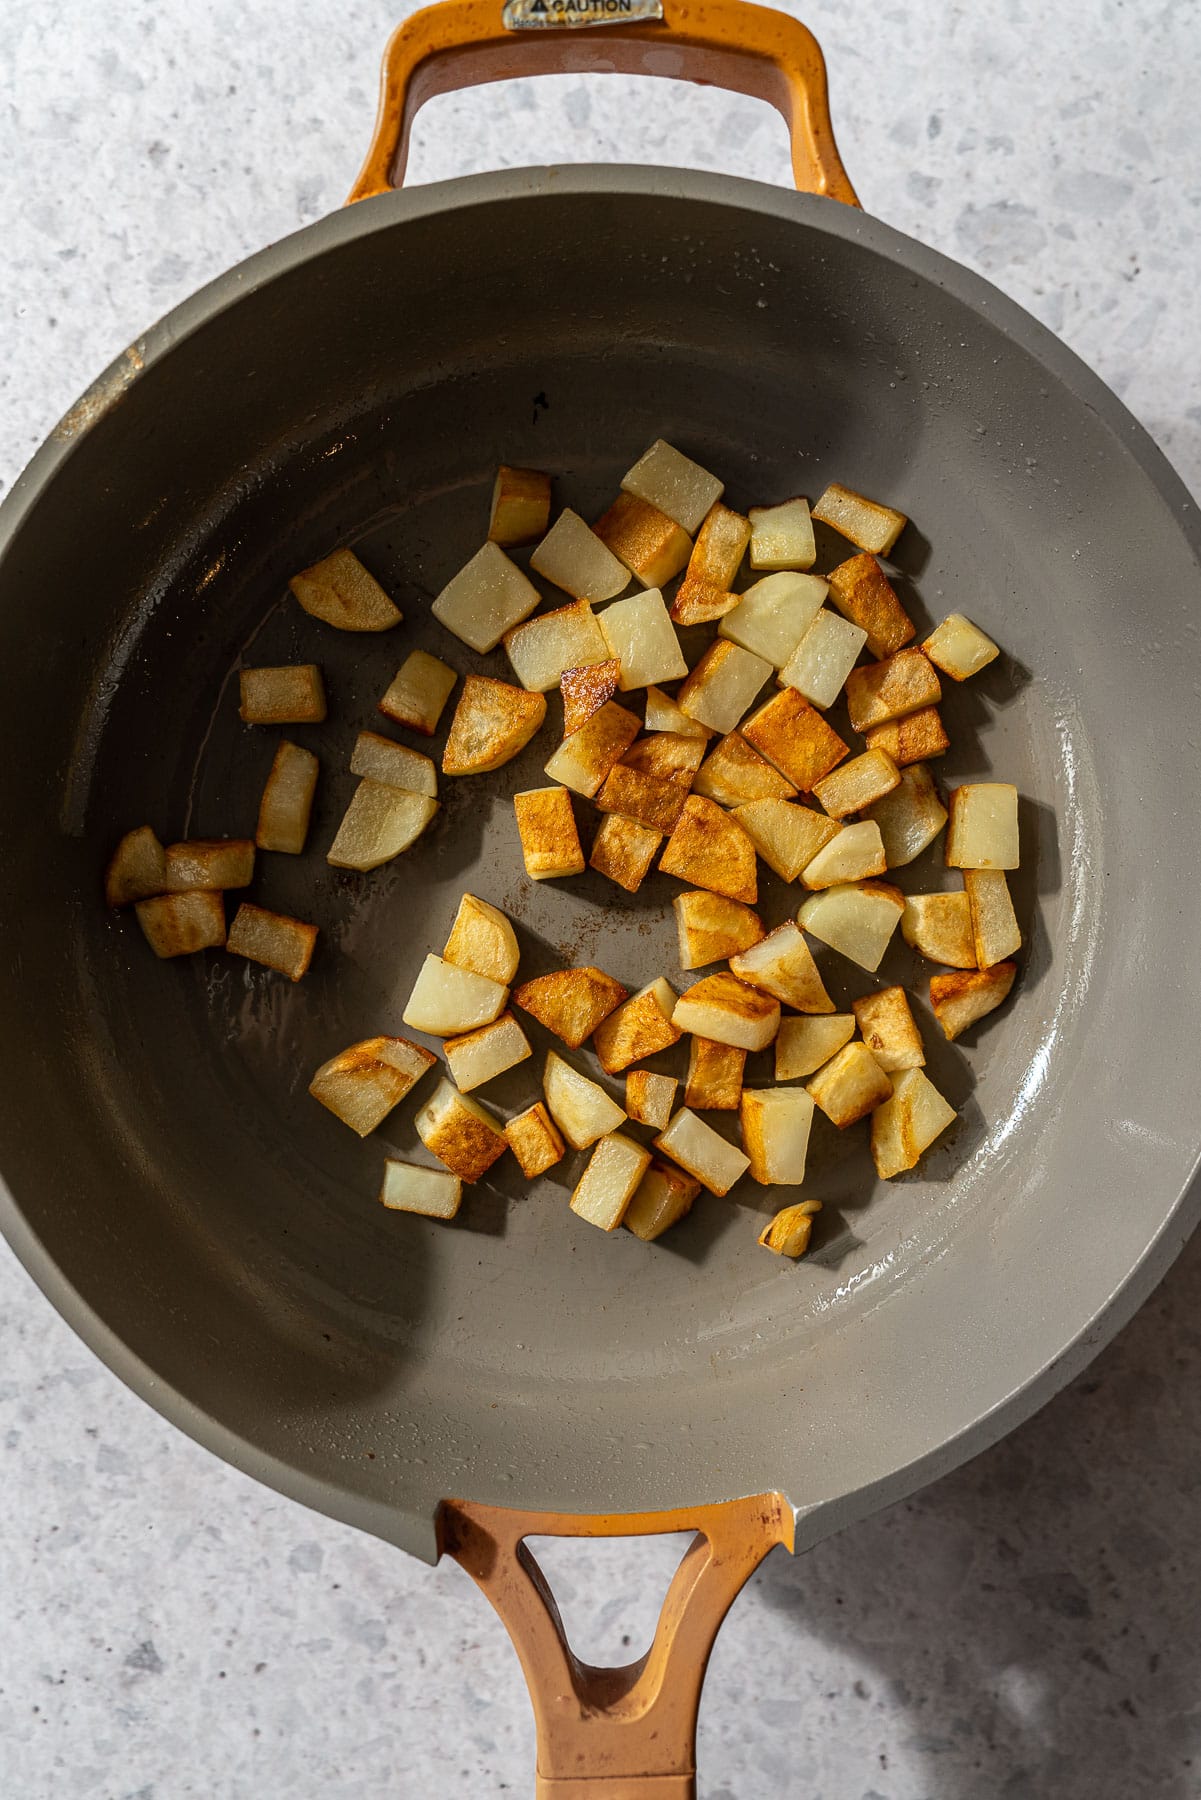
[503,0,664,27]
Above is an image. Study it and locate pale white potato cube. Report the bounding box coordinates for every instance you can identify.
[531,509,629,602]
[402,953,508,1036]
[543,1050,626,1150]
[597,589,687,690]
[806,1041,892,1128]
[488,466,552,547]
[543,700,641,797]
[800,820,887,890]
[433,541,540,653]
[871,1067,956,1178]
[718,572,828,667]
[289,547,401,632]
[105,825,167,906]
[239,664,326,725]
[644,685,712,739]
[513,785,585,879]
[923,613,1000,681]
[863,763,947,867]
[256,741,319,854]
[415,1078,507,1182]
[734,798,839,883]
[326,780,438,870]
[350,731,437,797]
[797,881,905,972]
[901,891,976,967]
[309,1035,435,1136]
[729,921,833,1014]
[570,1132,652,1231]
[946,783,1020,870]
[672,890,764,970]
[444,1012,532,1092]
[740,1088,815,1185]
[964,868,1022,967]
[781,609,869,710]
[624,1159,701,1241]
[812,482,907,556]
[774,1014,856,1081]
[379,1160,462,1220]
[671,972,780,1051]
[443,893,520,984]
[626,1070,678,1131]
[164,838,254,892]
[758,1199,822,1258]
[226,902,317,981]
[852,986,925,1072]
[813,749,900,819]
[378,650,457,736]
[135,890,225,958]
[748,498,816,571]
[505,600,611,692]
[621,439,724,534]
[677,641,774,735]
[652,1108,750,1197]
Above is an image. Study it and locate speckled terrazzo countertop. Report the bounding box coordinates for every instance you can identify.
[2,3,1200,1795]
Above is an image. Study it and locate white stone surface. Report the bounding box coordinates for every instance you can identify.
[1,2,1200,1795]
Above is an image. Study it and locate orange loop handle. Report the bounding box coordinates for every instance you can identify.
[348,0,859,204]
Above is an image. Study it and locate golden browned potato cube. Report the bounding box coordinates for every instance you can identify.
[503,1101,566,1178]
[852,986,925,1072]
[532,508,629,602]
[901,891,976,967]
[594,493,692,588]
[443,1012,532,1092]
[652,1108,749,1196]
[693,732,798,808]
[226,901,317,981]
[799,820,887,890]
[964,867,1022,967]
[845,648,942,732]
[378,650,457,736]
[669,575,740,626]
[309,1035,435,1136]
[513,785,585,880]
[730,921,834,1013]
[543,699,642,798]
[930,962,1018,1040]
[740,1088,815,1184]
[758,1199,822,1258]
[621,439,723,534]
[806,1041,892,1128]
[379,1161,462,1219]
[625,1070,678,1131]
[719,572,827,667]
[825,554,915,659]
[443,893,520,985]
[570,1132,653,1231]
[774,1014,856,1082]
[561,659,621,734]
[543,1050,627,1149]
[505,599,611,692]
[105,825,166,906]
[864,706,949,767]
[593,978,681,1074]
[812,482,907,557]
[513,965,628,1048]
[441,675,546,775]
[326,781,438,871]
[643,686,712,739]
[871,1067,956,1179]
[589,813,662,893]
[135,889,225,958]
[797,881,905,972]
[624,1159,701,1241]
[415,1077,507,1182]
[741,688,850,792]
[672,890,764,970]
[620,732,706,787]
[687,501,750,588]
[256,741,319,855]
[685,1036,746,1111]
[748,498,816,571]
[813,749,900,819]
[596,763,688,834]
[659,796,758,904]
[923,613,999,681]
[239,664,326,724]
[598,589,688,690]
[289,547,401,632]
[735,798,840,883]
[671,972,780,1051]
[863,763,947,867]
[677,640,774,736]
[779,608,868,710]
[488,465,552,547]
[945,783,1020,869]
[350,731,435,795]
[402,954,508,1036]
[165,838,255,892]
[434,541,541,652]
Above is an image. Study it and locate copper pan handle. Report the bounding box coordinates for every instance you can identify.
[348,0,858,204]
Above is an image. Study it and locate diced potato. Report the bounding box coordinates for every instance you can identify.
[670,576,740,626]
[309,1035,435,1136]
[543,700,642,798]
[593,978,681,1074]
[105,825,166,906]
[226,901,317,981]
[597,588,687,690]
[164,838,255,892]
[748,498,816,571]
[531,508,629,602]
[812,748,900,819]
[596,764,688,833]
[758,1199,822,1258]
[812,482,907,557]
[729,921,833,1013]
[135,890,226,958]
[513,965,627,1048]
[687,502,750,587]
[644,686,712,739]
[930,962,1018,1040]
[825,554,915,659]
[589,813,662,893]
[677,640,773,735]
[289,548,401,632]
[379,1160,463,1219]
[805,1041,892,1128]
[350,731,436,797]
[863,763,947,867]
[719,572,828,667]
[505,600,611,692]
[416,1078,507,1182]
[923,613,999,681]
[326,779,438,870]
[653,1108,750,1197]
[624,1159,701,1241]
[685,1036,746,1111]
[626,1070,678,1131]
[845,648,942,733]
[671,972,780,1051]
[672,890,764,970]
[741,688,849,792]
[621,439,724,534]
[797,881,905,972]
[561,659,621,734]
[945,783,1020,870]
[444,1012,532,1092]
[513,785,585,879]
[774,1014,856,1081]
[593,493,692,588]
[964,868,1022,967]
[402,953,509,1036]
[780,609,869,710]
[864,707,949,767]
[620,732,706,787]
[441,676,546,775]
[254,741,319,855]
[433,541,540,652]
[443,893,520,984]
[503,1101,566,1178]
[239,664,326,725]
[734,798,841,882]
[871,1067,956,1179]
[901,891,976,968]
[693,733,798,808]
[489,465,552,547]
[569,1132,653,1231]
[800,820,887,890]
[852,986,925,1072]
[740,1088,814,1184]
[543,1050,627,1149]
[378,650,457,736]
[659,796,758,904]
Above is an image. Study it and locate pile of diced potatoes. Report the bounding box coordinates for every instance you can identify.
[104,437,1023,1261]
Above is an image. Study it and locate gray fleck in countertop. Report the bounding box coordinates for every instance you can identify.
[2,3,1200,1795]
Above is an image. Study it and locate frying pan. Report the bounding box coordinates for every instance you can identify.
[2,1,1200,1792]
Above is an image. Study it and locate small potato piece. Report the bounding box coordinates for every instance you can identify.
[513,785,585,879]
[327,780,438,870]
[758,1199,822,1258]
[621,732,706,787]
[625,1159,701,1241]
[256,741,320,854]
[621,439,723,534]
[105,826,166,906]
[444,1012,532,1092]
[845,648,942,733]
[136,890,225,958]
[901,892,976,968]
[780,609,869,710]
[798,881,905,972]
[503,1101,566,1178]
[965,867,1022,967]
[945,783,1020,870]
[685,1037,746,1111]
[165,838,255,892]
[800,820,887,890]
[748,498,816,571]
[740,1088,815,1184]
[351,731,436,797]
[489,465,552,547]
[930,962,1018,1041]
[379,1160,462,1220]
[805,1041,892,1128]
[433,541,540,652]
[644,686,712,739]
[513,966,628,1049]
[570,1132,653,1231]
[852,986,925,1072]
[741,688,850,792]
[719,572,828,667]
[734,798,839,883]
[672,890,764,970]
[677,641,773,735]
[505,600,611,692]
[594,978,681,1074]
[864,707,950,767]
[226,901,317,981]
[532,508,629,602]
[812,749,900,820]
[441,676,547,775]
[671,972,779,1052]
[598,589,688,690]
[688,502,750,588]
[626,1070,678,1131]
[289,548,401,632]
[596,764,688,833]
[594,493,692,588]
[812,482,907,557]
[561,659,621,734]
[378,651,457,737]
[730,921,833,1014]
[309,1035,435,1136]
[653,1108,750,1197]
[589,813,662,893]
[670,575,740,626]
[825,554,915,659]
[871,1067,956,1179]
[864,763,947,868]
[443,893,520,985]
[774,1014,856,1082]
[659,796,758,905]
[923,613,999,681]
[693,734,798,808]
[543,1050,626,1149]
[416,1078,507,1182]
[239,664,326,725]
[403,953,508,1036]
[544,700,642,797]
